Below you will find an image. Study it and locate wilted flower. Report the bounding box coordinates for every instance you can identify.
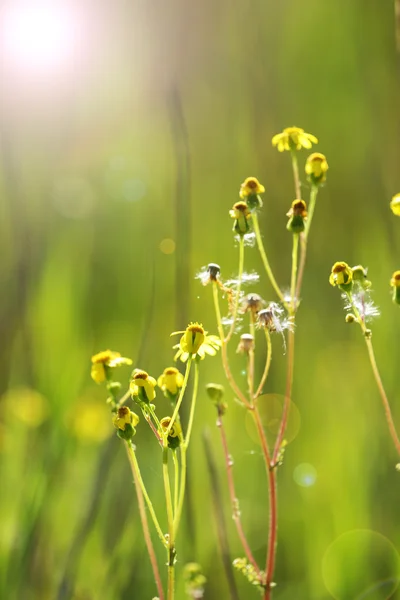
[272,126,318,152]
[390,193,400,216]
[286,199,308,233]
[172,322,221,362]
[229,201,251,235]
[236,333,254,354]
[91,350,132,384]
[257,303,294,334]
[329,262,353,291]
[305,152,328,185]
[130,370,157,403]
[241,293,265,315]
[157,367,184,397]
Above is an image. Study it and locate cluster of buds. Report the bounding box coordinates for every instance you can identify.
[232,558,266,592]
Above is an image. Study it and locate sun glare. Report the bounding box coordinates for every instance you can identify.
[1,2,78,71]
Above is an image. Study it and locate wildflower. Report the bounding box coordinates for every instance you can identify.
[272,126,318,152]
[241,293,265,315]
[172,322,221,362]
[91,350,132,384]
[390,193,400,216]
[286,199,308,233]
[130,369,157,403]
[239,177,265,199]
[160,416,182,449]
[113,406,139,440]
[329,262,353,291]
[305,152,328,185]
[236,333,254,354]
[157,367,185,397]
[390,270,400,304]
[351,265,371,290]
[229,201,251,235]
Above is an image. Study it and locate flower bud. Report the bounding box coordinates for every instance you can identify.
[329,262,353,291]
[345,314,356,323]
[390,270,400,304]
[229,201,251,235]
[305,152,328,185]
[236,333,254,354]
[239,177,264,210]
[113,406,139,440]
[205,383,227,415]
[130,370,157,404]
[351,265,371,290]
[390,193,400,217]
[160,416,182,449]
[157,367,184,398]
[286,199,307,233]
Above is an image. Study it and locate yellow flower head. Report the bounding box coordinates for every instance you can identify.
[160,416,182,439]
[172,322,221,363]
[229,201,251,235]
[305,152,329,184]
[130,369,157,402]
[390,193,400,216]
[391,271,400,305]
[90,350,132,383]
[329,262,353,289]
[239,177,265,200]
[272,126,318,152]
[158,367,185,396]
[286,199,308,233]
[113,405,140,431]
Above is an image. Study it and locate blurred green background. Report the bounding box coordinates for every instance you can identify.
[1,0,400,598]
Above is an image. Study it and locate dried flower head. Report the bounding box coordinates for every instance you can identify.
[390,193,400,216]
[272,126,318,152]
[91,350,132,383]
[172,322,221,362]
[207,263,221,281]
[305,152,329,185]
[257,303,294,335]
[236,333,254,354]
[241,293,265,315]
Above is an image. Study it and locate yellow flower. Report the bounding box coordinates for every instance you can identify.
[158,367,185,396]
[329,262,353,289]
[286,199,308,233]
[91,350,132,383]
[229,201,251,235]
[160,416,182,438]
[172,322,221,362]
[305,152,329,184]
[272,126,318,152]
[239,177,265,200]
[390,270,400,288]
[130,370,157,402]
[113,406,140,431]
[390,193,400,216]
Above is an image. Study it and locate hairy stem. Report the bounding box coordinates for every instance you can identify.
[125,442,165,600]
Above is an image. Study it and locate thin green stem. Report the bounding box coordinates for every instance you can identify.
[126,443,167,548]
[226,236,245,343]
[296,185,318,301]
[184,361,199,448]
[165,358,192,437]
[290,234,299,313]
[255,329,272,399]
[252,212,286,306]
[290,150,301,199]
[163,447,175,600]
[125,442,165,600]
[212,282,251,408]
[172,450,180,516]
[248,312,256,399]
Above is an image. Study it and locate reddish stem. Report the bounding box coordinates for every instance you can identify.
[217,411,261,575]
[272,328,295,465]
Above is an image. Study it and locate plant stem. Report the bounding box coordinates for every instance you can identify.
[212,281,251,408]
[255,329,272,398]
[125,442,165,600]
[290,150,301,199]
[226,236,245,343]
[295,185,318,300]
[165,358,192,437]
[163,446,175,600]
[217,410,261,575]
[347,292,400,456]
[172,450,180,515]
[184,361,199,448]
[290,234,299,313]
[252,212,286,306]
[126,442,167,548]
[248,313,256,398]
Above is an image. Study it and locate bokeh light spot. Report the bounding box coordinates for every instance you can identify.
[246,394,301,447]
[159,238,176,254]
[293,463,317,487]
[322,530,400,600]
